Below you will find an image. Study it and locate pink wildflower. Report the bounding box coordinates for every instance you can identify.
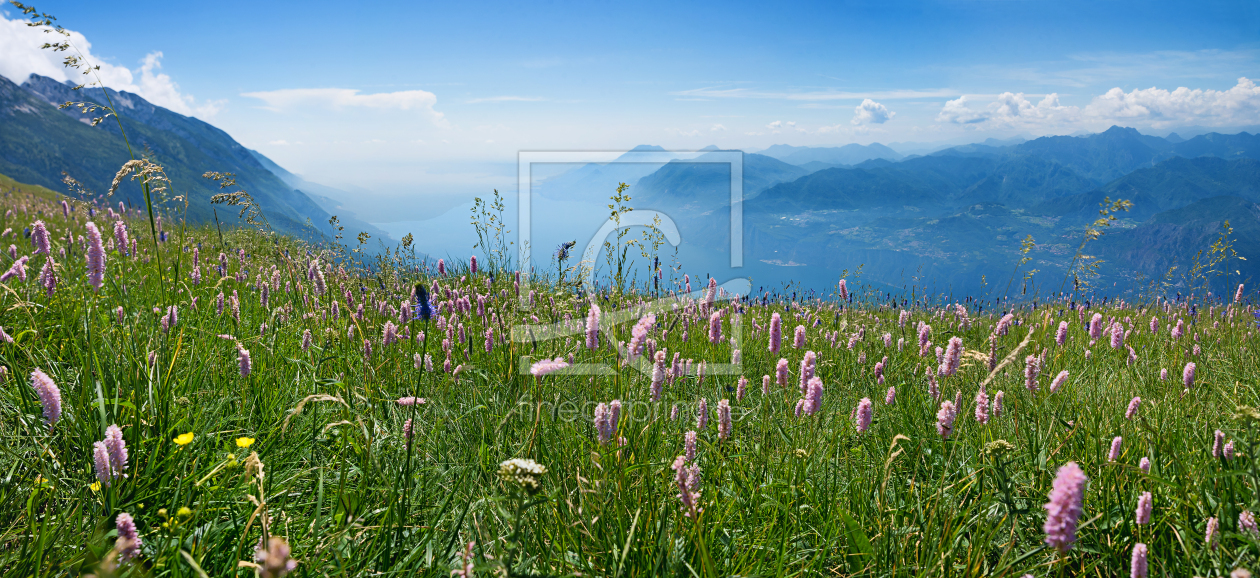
[255,537,298,578]
[115,513,142,562]
[1043,462,1088,552]
[237,344,252,377]
[1126,397,1141,420]
[974,385,989,424]
[775,358,790,387]
[594,403,613,445]
[93,442,112,487]
[31,220,51,254]
[1024,355,1040,392]
[650,351,667,401]
[671,455,702,518]
[1135,492,1152,525]
[854,397,872,433]
[1089,313,1103,340]
[1242,511,1259,538]
[1049,370,1069,393]
[802,377,824,416]
[30,368,60,428]
[1131,543,1148,578]
[939,336,962,376]
[586,304,600,350]
[1,255,29,282]
[936,400,956,438]
[768,312,782,353]
[104,424,127,478]
[717,399,732,441]
[85,222,105,290]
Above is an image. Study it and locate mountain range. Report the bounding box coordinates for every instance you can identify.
[620,126,1260,297]
[2,70,1256,297]
[0,73,387,243]
[757,142,904,166]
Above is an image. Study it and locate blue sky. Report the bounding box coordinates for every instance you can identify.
[3,0,1259,217]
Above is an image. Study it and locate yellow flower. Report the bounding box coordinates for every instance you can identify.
[89,481,101,492]
[235,436,255,448]
[174,432,195,445]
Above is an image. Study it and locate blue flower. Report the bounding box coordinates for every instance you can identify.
[415,283,432,321]
[1253,310,1259,328]
[555,241,576,261]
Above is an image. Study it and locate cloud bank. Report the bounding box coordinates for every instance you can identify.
[0,12,222,119]
[936,78,1260,130]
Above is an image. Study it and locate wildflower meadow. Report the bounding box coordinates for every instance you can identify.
[0,166,1259,577]
[0,7,1258,574]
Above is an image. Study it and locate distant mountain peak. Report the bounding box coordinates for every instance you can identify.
[1100,125,1144,137]
[699,145,720,151]
[629,144,667,152]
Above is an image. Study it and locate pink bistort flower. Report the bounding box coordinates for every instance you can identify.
[1043,462,1088,552]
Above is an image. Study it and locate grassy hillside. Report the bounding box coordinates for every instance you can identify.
[0,172,1258,577]
[0,73,388,243]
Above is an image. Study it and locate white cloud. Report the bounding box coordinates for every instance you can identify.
[851,98,894,125]
[1084,77,1260,127]
[936,95,989,124]
[268,139,289,145]
[710,123,726,131]
[936,79,1260,130]
[0,12,222,119]
[937,92,1077,127]
[990,92,1078,125]
[765,120,798,134]
[241,87,448,127]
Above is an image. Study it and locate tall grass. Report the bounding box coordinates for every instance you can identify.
[0,174,1258,576]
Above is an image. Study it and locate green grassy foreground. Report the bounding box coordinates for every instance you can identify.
[0,173,1259,577]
